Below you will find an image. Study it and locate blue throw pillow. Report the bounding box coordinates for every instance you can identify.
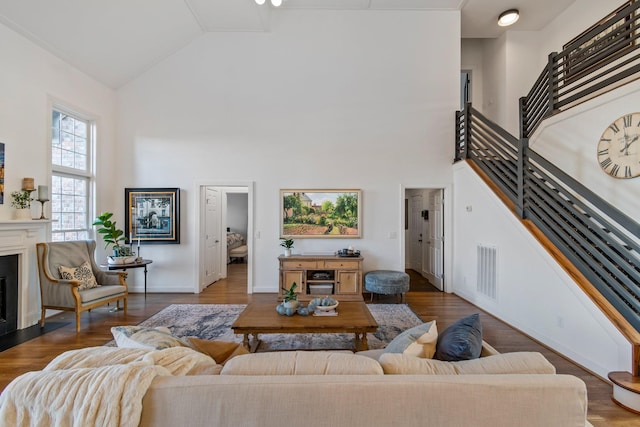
[433,313,482,361]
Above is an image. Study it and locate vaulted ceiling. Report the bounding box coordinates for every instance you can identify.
[0,0,576,88]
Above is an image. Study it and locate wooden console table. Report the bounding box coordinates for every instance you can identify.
[278,254,363,301]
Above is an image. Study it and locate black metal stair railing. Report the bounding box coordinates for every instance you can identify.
[456,102,640,331]
[454,1,640,332]
[524,152,640,330]
[455,105,519,206]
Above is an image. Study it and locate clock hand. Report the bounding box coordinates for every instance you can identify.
[620,134,639,155]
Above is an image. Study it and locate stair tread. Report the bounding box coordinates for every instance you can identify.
[609,371,640,393]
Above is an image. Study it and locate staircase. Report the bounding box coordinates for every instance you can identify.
[455,1,640,413]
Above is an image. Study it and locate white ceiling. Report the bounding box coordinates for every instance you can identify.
[0,0,576,89]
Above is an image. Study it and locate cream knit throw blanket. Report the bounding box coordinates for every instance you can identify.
[0,346,217,427]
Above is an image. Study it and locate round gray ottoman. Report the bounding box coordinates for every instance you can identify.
[364,270,410,303]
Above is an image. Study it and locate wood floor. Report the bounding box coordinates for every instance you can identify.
[1,264,638,426]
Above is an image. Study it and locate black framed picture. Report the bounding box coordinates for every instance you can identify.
[125,188,180,244]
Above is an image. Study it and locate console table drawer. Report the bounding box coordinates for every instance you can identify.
[322,260,359,269]
[282,260,317,269]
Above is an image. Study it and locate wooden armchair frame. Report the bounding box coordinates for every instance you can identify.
[36,240,128,332]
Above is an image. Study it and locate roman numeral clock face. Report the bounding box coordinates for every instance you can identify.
[598,113,640,179]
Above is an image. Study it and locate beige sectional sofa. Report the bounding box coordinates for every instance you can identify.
[0,346,590,427]
[138,350,590,427]
[141,372,588,427]
[136,348,589,427]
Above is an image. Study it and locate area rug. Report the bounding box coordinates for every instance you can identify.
[134,304,424,351]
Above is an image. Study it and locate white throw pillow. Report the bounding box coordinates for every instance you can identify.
[382,320,438,358]
[111,325,190,350]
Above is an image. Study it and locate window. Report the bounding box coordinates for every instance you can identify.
[51,108,93,242]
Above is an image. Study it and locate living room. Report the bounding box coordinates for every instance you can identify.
[0,0,638,423]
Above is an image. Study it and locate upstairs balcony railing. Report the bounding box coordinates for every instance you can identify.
[522,0,640,138]
[455,1,640,335]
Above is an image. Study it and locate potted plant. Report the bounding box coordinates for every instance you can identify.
[282,282,298,308]
[10,190,33,220]
[93,212,135,264]
[280,237,294,257]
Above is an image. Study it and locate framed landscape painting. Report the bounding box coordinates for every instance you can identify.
[280,189,361,238]
[125,188,180,244]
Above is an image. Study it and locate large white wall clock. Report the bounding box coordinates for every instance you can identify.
[597,112,640,179]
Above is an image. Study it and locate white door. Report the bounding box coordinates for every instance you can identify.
[203,186,221,290]
[422,201,431,278]
[427,190,444,291]
[408,195,423,271]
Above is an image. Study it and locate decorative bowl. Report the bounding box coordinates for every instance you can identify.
[314,301,339,312]
[107,256,137,265]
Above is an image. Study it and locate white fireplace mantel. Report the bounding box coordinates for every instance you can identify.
[0,220,51,329]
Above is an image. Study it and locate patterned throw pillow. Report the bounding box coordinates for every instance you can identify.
[381,320,438,358]
[58,261,100,291]
[111,325,191,350]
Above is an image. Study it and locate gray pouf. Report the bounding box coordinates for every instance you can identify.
[364,270,410,303]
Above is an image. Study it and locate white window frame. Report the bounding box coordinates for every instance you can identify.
[50,104,96,242]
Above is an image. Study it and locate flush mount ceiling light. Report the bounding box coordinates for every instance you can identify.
[498,9,520,27]
[255,0,284,6]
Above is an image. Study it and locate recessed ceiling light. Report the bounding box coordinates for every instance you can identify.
[254,0,284,6]
[498,9,520,27]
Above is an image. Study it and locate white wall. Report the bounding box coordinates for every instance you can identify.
[479,35,507,127]
[503,31,543,136]
[0,23,117,221]
[227,192,248,237]
[531,79,640,220]
[452,161,631,378]
[117,9,460,293]
[0,21,116,324]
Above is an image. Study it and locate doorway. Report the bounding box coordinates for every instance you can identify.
[404,188,444,292]
[197,183,253,294]
[460,70,472,109]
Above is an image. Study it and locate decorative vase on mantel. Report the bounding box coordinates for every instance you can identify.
[14,208,32,220]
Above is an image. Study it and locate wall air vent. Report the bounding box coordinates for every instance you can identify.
[477,245,497,300]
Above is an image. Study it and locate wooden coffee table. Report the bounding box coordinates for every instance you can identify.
[232,301,378,352]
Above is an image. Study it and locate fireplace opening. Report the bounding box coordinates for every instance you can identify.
[0,254,19,337]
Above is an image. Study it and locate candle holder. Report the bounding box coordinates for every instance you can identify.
[36,198,49,220]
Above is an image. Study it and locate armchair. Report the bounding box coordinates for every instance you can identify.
[36,240,128,332]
